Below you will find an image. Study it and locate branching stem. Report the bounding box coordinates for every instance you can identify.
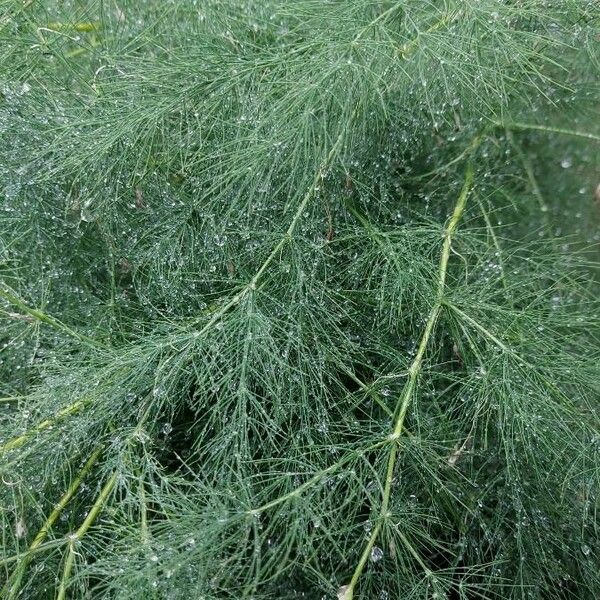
[248,440,388,516]
[0,400,87,454]
[343,160,475,599]
[495,120,600,143]
[193,118,353,334]
[0,287,103,348]
[56,471,117,600]
[2,448,103,599]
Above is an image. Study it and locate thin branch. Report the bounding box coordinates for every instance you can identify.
[2,448,103,599]
[495,120,600,142]
[190,114,354,337]
[56,471,117,600]
[342,157,476,599]
[0,287,103,348]
[0,400,87,454]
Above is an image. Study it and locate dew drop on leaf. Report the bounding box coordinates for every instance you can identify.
[370,546,384,562]
[560,157,572,169]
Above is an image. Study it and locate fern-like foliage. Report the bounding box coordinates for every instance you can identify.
[1,1,599,599]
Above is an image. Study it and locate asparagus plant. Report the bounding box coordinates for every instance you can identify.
[1,1,599,598]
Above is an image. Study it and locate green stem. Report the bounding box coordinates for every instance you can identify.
[444,303,513,355]
[193,117,352,332]
[139,478,149,546]
[2,448,102,599]
[399,9,461,58]
[505,129,549,215]
[248,440,388,516]
[0,539,67,567]
[1,400,87,454]
[475,195,511,303]
[0,396,26,403]
[495,120,600,143]
[342,160,475,599]
[352,3,403,43]
[56,472,117,600]
[0,287,102,348]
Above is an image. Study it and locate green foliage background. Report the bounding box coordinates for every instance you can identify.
[0,1,599,598]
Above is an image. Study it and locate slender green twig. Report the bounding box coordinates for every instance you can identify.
[0,539,70,568]
[2,448,103,599]
[247,439,389,516]
[0,287,103,348]
[56,471,117,600]
[495,120,600,142]
[191,115,354,335]
[399,9,461,59]
[505,129,549,215]
[475,195,511,301]
[0,400,87,454]
[352,3,403,44]
[342,159,475,599]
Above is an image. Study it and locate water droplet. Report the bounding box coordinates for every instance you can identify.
[370,545,384,562]
[316,421,329,434]
[581,544,591,556]
[14,518,27,539]
[560,158,572,169]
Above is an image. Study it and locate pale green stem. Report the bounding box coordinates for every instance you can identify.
[54,415,155,599]
[475,195,511,302]
[495,120,600,143]
[139,477,149,546]
[0,287,102,348]
[399,10,461,59]
[343,160,475,599]
[0,539,67,567]
[3,448,102,599]
[0,396,26,403]
[248,440,388,516]
[1,400,87,454]
[444,303,513,355]
[507,130,548,210]
[56,472,117,600]
[352,3,404,43]
[193,115,352,332]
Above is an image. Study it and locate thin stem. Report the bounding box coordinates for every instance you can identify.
[475,195,511,302]
[446,301,574,410]
[342,369,394,418]
[2,448,102,599]
[193,116,353,332]
[444,302,517,358]
[56,472,117,600]
[352,3,403,43]
[494,120,600,142]
[505,129,549,215]
[0,287,103,348]
[0,396,26,403]
[139,477,149,546]
[1,400,87,454]
[342,160,475,599]
[399,9,461,58]
[0,539,68,567]
[248,440,388,516]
